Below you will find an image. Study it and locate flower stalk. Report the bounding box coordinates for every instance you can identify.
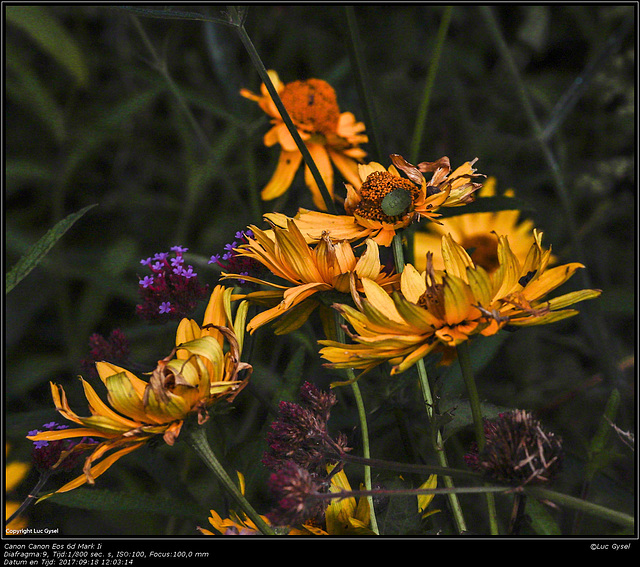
[185,425,276,535]
[391,232,468,534]
[334,312,379,534]
[456,341,499,534]
[4,470,52,527]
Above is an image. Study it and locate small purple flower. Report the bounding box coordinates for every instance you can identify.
[159,301,172,314]
[181,266,196,279]
[209,229,265,289]
[136,247,208,323]
[140,257,153,266]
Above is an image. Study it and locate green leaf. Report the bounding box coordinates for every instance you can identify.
[585,388,621,481]
[117,5,238,26]
[377,477,423,535]
[46,488,206,520]
[5,204,97,294]
[527,497,562,535]
[5,41,66,142]
[6,5,89,87]
[438,332,510,399]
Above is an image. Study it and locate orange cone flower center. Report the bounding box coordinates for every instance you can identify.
[279,78,341,136]
[355,171,421,223]
[462,234,500,273]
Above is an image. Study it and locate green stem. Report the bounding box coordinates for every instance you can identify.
[416,358,468,534]
[391,232,468,533]
[456,341,499,535]
[185,425,276,535]
[392,232,406,274]
[344,5,384,163]
[349,380,380,535]
[456,342,485,450]
[525,486,635,530]
[409,6,453,164]
[5,470,52,527]
[233,18,337,214]
[334,312,379,534]
[340,451,483,482]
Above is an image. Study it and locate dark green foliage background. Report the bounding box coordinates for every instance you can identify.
[4,4,635,537]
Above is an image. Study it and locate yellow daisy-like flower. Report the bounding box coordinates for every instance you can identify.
[5,444,30,535]
[222,218,399,335]
[241,70,368,210]
[319,231,601,376]
[413,177,544,273]
[27,286,251,495]
[198,468,373,536]
[198,472,277,536]
[265,154,483,247]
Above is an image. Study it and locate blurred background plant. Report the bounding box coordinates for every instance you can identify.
[4,4,634,536]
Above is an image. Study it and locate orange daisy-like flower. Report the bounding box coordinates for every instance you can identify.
[413,177,546,273]
[319,231,601,377]
[27,286,251,495]
[241,70,368,210]
[222,218,399,335]
[265,154,483,247]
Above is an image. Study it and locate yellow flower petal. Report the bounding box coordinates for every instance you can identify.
[400,263,427,304]
[261,150,303,201]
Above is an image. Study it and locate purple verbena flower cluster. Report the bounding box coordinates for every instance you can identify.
[263,382,351,526]
[263,381,350,475]
[80,329,130,379]
[28,422,97,473]
[209,229,264,285]
[136,246,209,322]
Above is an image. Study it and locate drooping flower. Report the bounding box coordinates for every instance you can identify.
[413,177,547,273]
[136,246,209,322]
[241,70,368,210]
[222,218,399,334]
[265,154,483,247]
[27,286,251,495]
[319,231,601,377]
[464,410,563,486]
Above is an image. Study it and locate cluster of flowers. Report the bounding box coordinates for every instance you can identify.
[263,382,351,526]
[20,69,603,537]
[136,246,209,322]
[80,328,130,380]
[464,410,564,486]
[208,229,266,285]
[27,422,97,473]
